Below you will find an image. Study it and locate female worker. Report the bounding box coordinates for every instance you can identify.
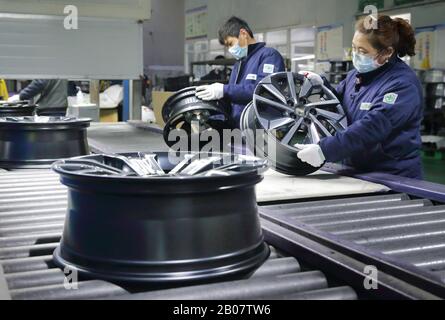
[298,15,424,179]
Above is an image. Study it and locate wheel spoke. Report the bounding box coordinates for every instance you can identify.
[269,117,294,130]
[261,83,287,104]
[281,118,303,145]
[315,108,344,122]
[305,99,340,108]
[287,72,298,103]
[308,122,321,144]
[254,94,294,113]
[299,78,313,99]
[309,114,332,137]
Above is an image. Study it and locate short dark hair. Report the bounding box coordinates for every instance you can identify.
[218,16,254,45]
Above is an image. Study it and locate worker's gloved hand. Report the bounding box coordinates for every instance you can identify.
[295,144,326,168]
[7,94,21,103]
[196,83,224,101]
[298,71,324,87]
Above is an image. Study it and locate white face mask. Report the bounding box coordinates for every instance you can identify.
[352,51,384,74]
[228,41,248,60]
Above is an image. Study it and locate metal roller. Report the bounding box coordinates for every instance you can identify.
[110,271,328,300]
[280,200,430,220]
[0,190,67,199]
[325,212,445,235]
[0,182,62,189]
[307,204,443,228]
[280,286,358,300]
[0,201,67,212]
[6,269,66,290]
[0,224,64,237]
[0,195,67,205]
[345,222,445,244]
[384,247,445,266]
[251,258,301,278]
[0,233,61,248]
[0,215,66,228]
[298,202,438,224]
[365,234,445,254]
[0,243,59,259]
[262,194,409,211]
[10,280,128,300]
[0,208,66,220]
[1,255,56,274]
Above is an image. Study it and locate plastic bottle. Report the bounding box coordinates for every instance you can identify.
[76,87,84,105]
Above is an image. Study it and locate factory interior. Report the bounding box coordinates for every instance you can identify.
[2,0,445,305]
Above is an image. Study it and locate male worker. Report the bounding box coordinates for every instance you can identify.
[8,79,68,116]
[196,17,285,128]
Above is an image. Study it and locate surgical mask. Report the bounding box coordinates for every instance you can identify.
[352,51,383,74]
[229,42,248,60]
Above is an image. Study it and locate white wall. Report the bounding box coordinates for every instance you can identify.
[143,0,185,69]
[0,0,151,20]
[185,0,445,48]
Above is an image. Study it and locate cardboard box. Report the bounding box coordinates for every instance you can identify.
[100,108,119,123]
[152,91,175,128]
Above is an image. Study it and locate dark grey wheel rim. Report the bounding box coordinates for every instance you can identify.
[241,72,347,176]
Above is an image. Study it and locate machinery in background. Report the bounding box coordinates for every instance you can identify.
[325,60,354,85]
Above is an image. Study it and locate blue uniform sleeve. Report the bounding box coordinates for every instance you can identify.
[319,81,421,162]
[334,79,346,102]
[19,80,49,100]
[223,51,285,105]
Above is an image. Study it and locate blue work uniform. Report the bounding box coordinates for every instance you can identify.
[223,42,285,127]
[319,56,424,179]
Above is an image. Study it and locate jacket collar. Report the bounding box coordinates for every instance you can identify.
[240,42,266,62]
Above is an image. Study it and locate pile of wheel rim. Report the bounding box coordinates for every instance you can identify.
[0,116,91,169]
[241,72,348,176]
[0,101,36,117]
[162,87,231,151]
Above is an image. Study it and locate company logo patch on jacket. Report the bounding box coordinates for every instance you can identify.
[246,74,258,81]
[360,102,373,111]
[383,93,398,105]
[263,64,275,74]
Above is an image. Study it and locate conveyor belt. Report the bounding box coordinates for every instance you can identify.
[260,194,445,297]
[0,169,356,300]
[87,122,169,154]
[85,123,390,202]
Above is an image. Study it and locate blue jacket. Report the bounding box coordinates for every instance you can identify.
[223,42,285,127]
[319,56,424,179]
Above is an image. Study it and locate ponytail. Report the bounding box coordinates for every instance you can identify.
[393,18,416,57]
[356,15,417,57]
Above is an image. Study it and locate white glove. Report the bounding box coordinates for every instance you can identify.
[295,144,326,167]
[196,83,224,101]
[298,71,324,86]
[7,94,21,103]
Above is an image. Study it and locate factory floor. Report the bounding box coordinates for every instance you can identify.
[423,154,445,185]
